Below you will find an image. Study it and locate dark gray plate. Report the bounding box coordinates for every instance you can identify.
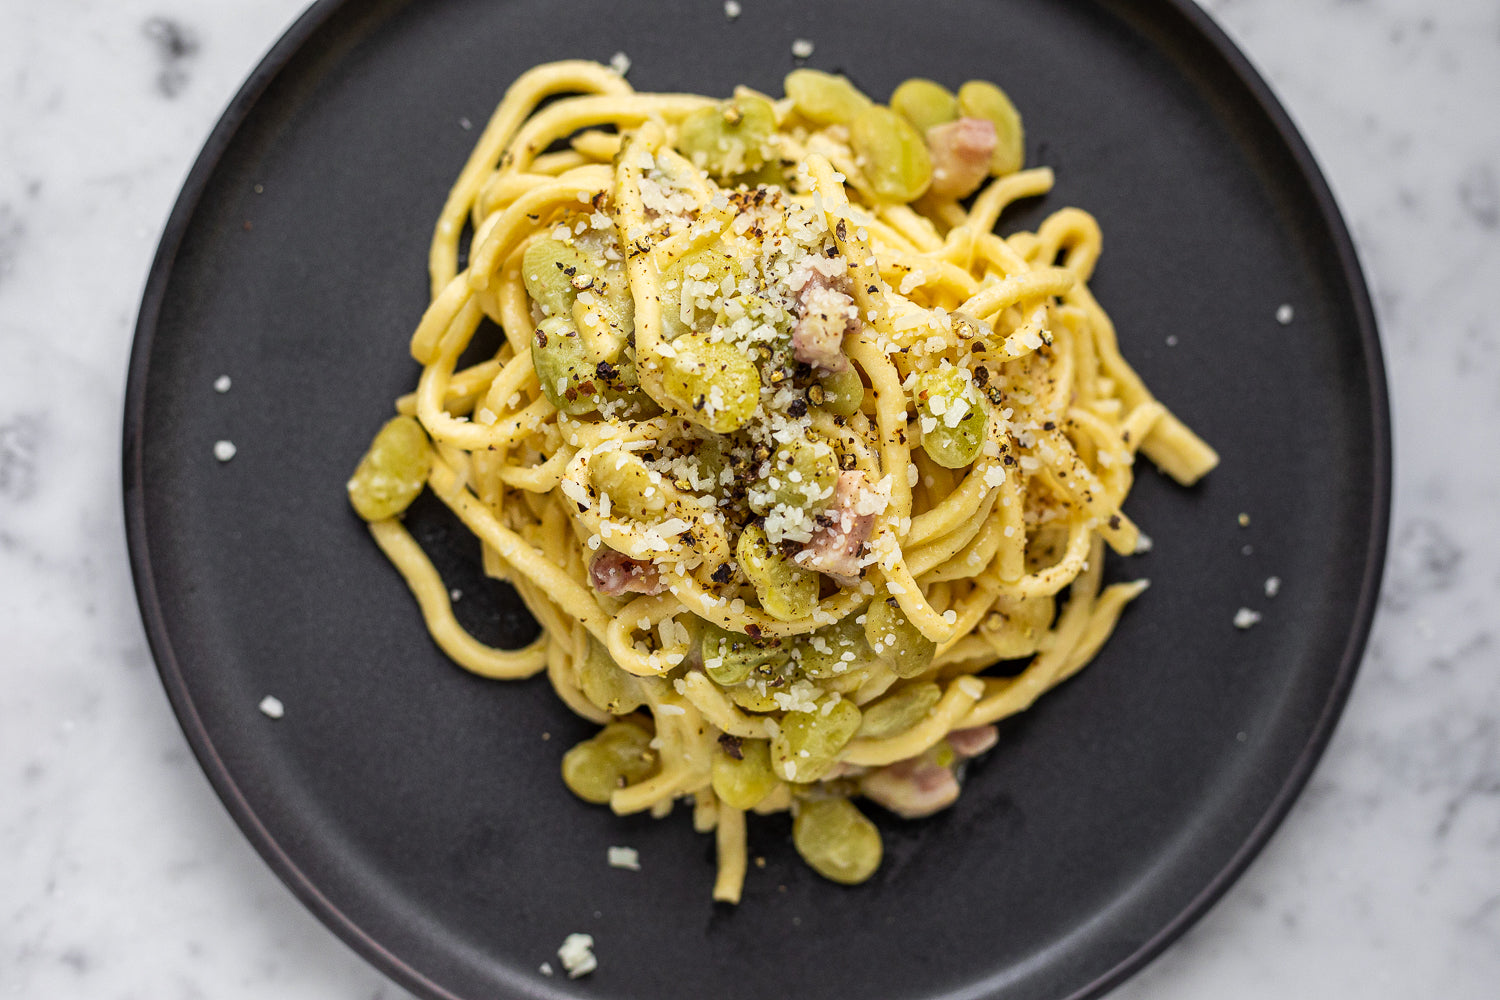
[124,1,1388,998]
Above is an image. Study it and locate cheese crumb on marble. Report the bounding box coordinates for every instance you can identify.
[258,695,284,719]
[1233,607,1262,630]
[791,38,814,58]
[607,846,641,871]
[213,374,232,393]
[213,440,237,462]
[724,0,742,18]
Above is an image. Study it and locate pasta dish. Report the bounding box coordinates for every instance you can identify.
[346,60,1216,901]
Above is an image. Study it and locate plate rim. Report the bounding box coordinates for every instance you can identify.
[121,1,1391,998]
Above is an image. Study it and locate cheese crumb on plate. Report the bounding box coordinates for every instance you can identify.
[558,932,597,978]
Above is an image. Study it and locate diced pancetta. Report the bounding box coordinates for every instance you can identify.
[798,470,876,585]
[589,550,666,596]
[789,266,857,372]
[925,117,997,200]
[946,724,999,759]
[861,755,960,819]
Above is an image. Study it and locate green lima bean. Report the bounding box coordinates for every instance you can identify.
[348,415,432,521]
[850,105,932,202]
[736,524,820,622]
[771,696,862,782]
[913,366,987,469]
[711,737,780,810]
[561,721,658,804]
[864,597,937,678]
[793,797,883,884]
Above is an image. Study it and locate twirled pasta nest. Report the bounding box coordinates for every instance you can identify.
[348,61,1216,900]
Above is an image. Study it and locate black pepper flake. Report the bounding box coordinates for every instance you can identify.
[836,219,848,241]
[595,360,619,381]
[973,365,990,387]
[1042,421,1056,431]
[746,624,762,639]
[711,563,733,584]
[787,397,808,418]
[718,734,744,760]
[1108,514,1121,530]
[1002,454,1017,466]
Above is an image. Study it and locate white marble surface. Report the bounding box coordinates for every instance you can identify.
[2,0,1497,996]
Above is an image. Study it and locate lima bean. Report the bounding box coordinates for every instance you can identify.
[524,237,633,337]
[711,737,780,810]
[560,721,657,804]
[578,641,645,715]
[863,597,937,678]
[676,96,776,179]
[795,615,872,680]
[890,78,959,134]
[784,69,871,126]
[522,238,591,318]
[533,316,604,415]
[793,797,883,884]
[658,332,761,433]
[347,415,432,521]
[771,696,862,783]
[913,367,986,469]
[728,681,785,713]
[701,621,789,687]
[814,369,865,417]
[751,437,839,515]
[737,524,820,622]
[588,449,668,520]
[850,105,932,202]
[857,682,942,739]
[661,248,738,340]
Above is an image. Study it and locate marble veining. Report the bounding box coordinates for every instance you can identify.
[1,0,1497,998]
[142,16,200,99]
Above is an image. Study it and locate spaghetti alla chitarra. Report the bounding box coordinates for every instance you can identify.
[347,61,1216,901]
